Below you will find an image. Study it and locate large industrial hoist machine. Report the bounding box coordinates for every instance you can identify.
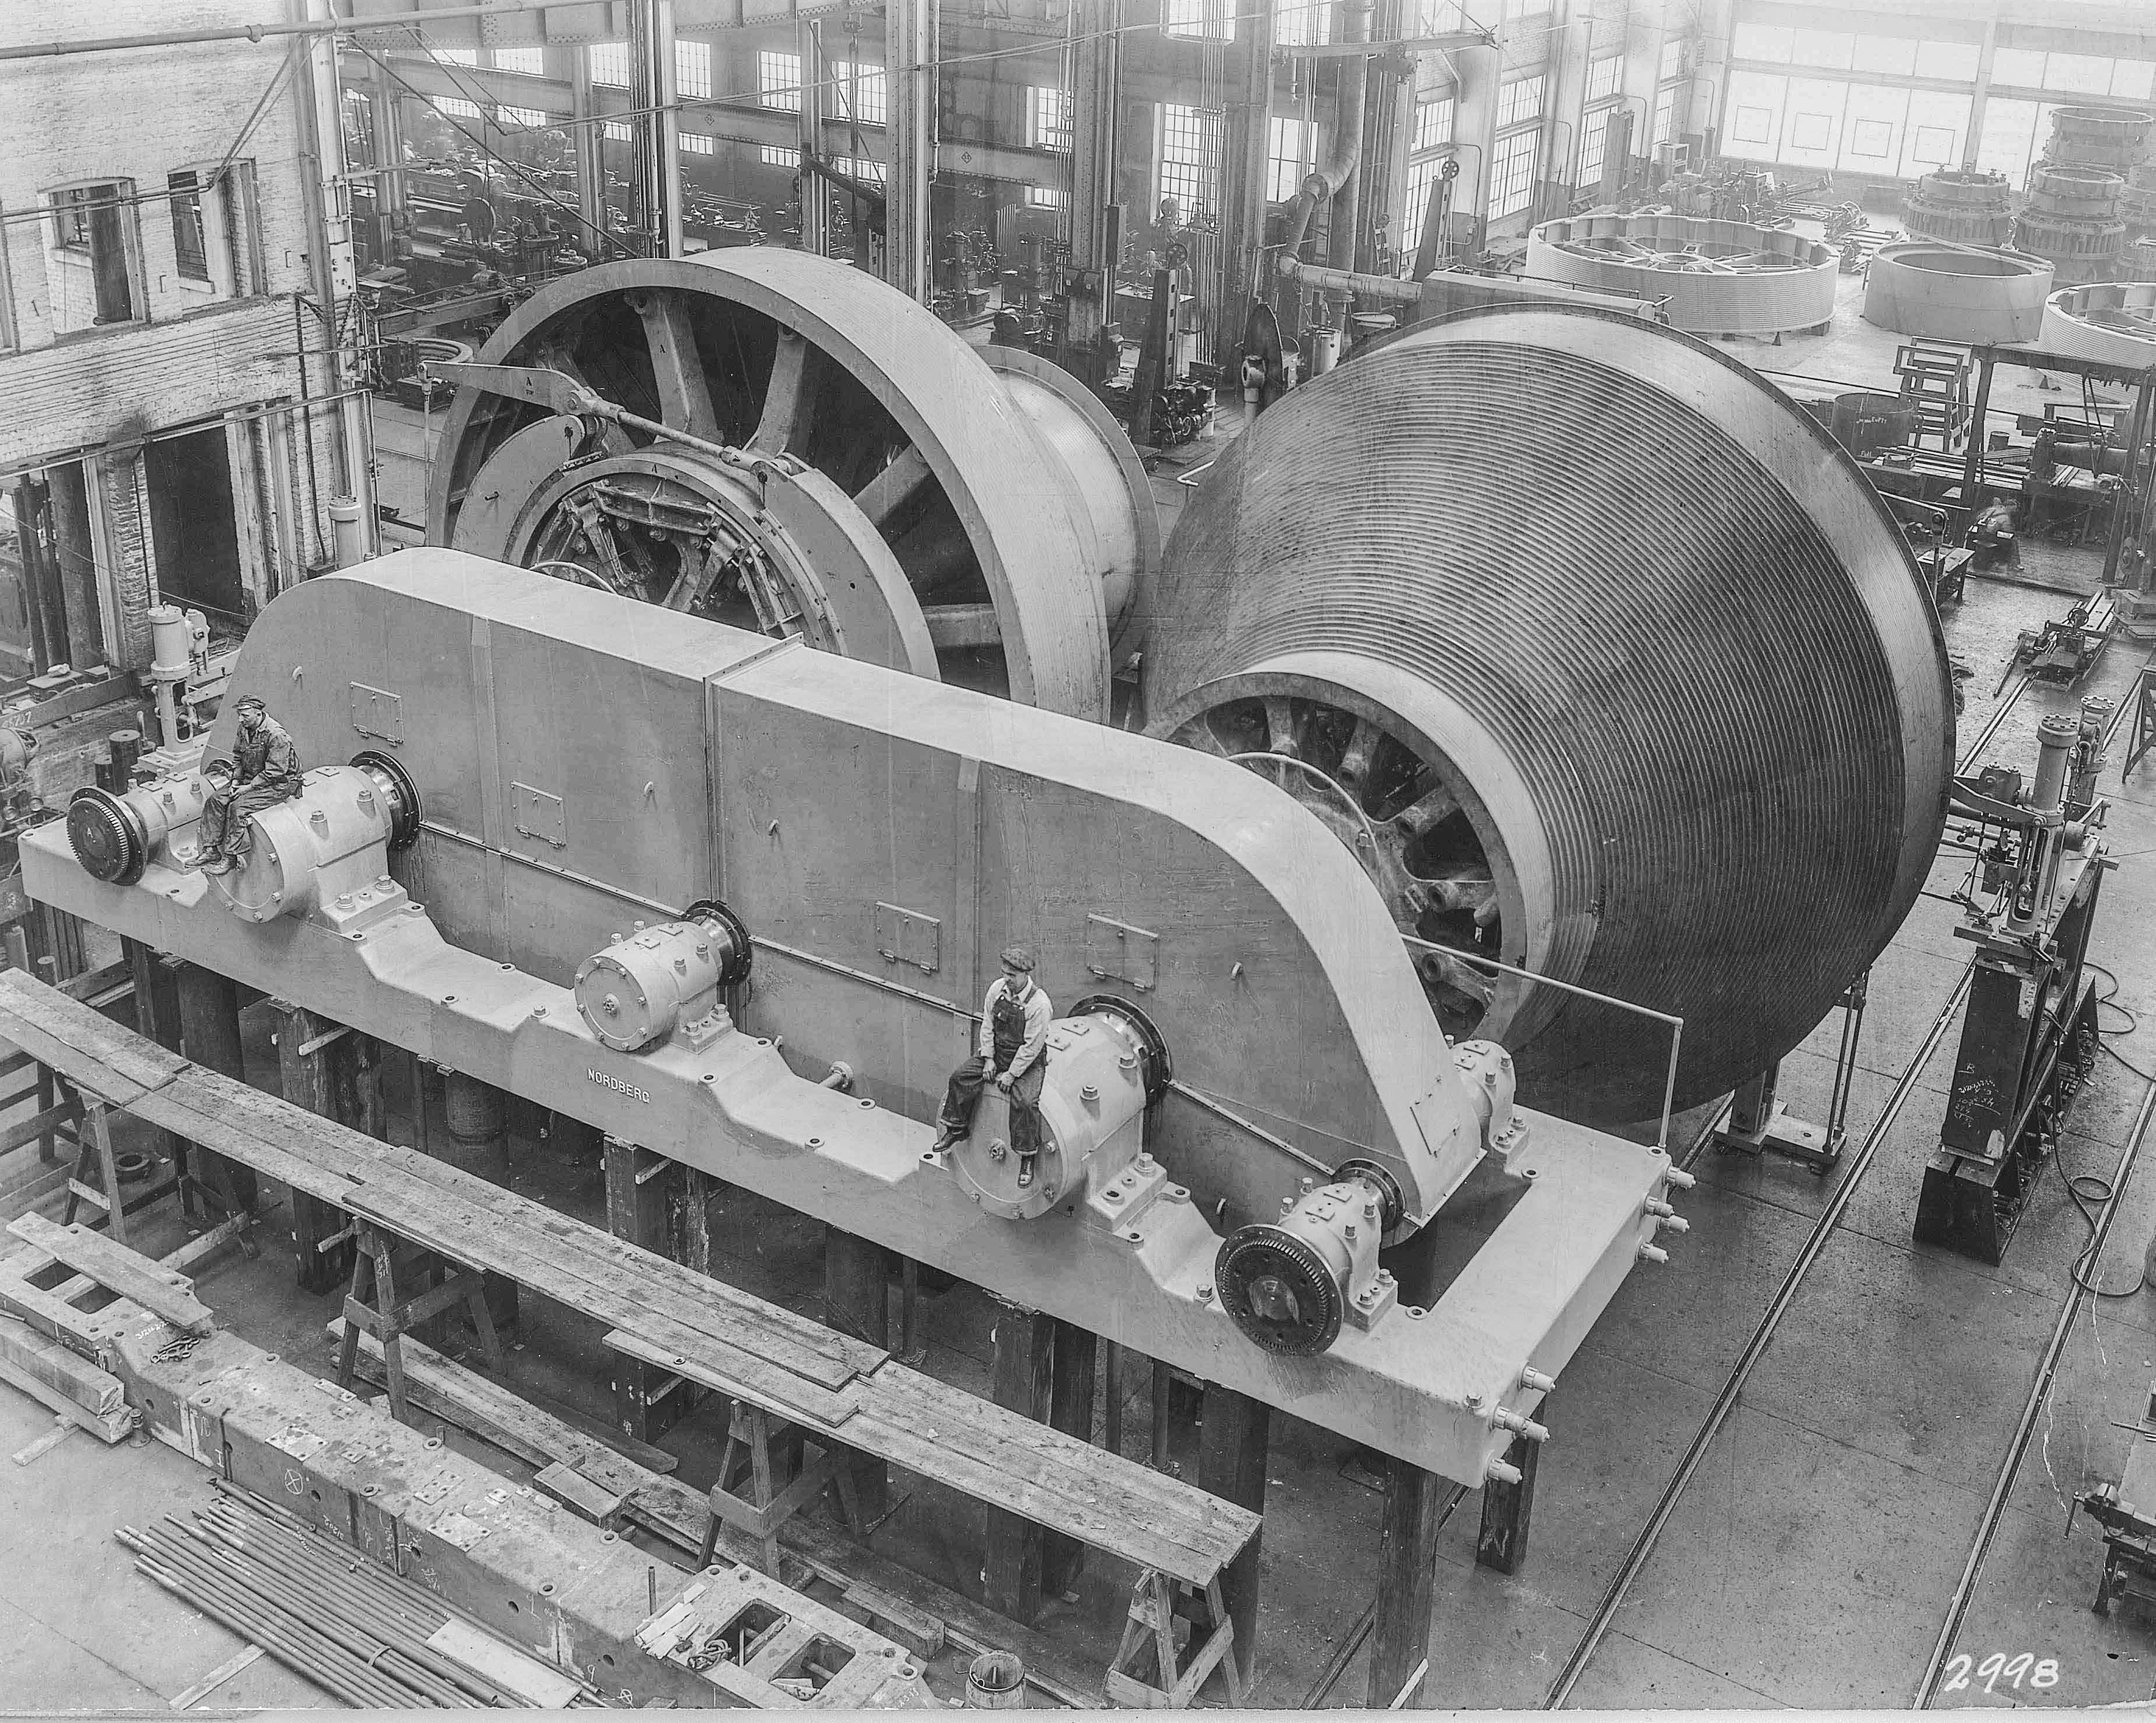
[36,552,1676,1489]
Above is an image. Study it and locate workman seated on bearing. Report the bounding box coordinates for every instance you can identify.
[932,945,1053,1179]
[1968,493,2020,571]
[195,695,303,875]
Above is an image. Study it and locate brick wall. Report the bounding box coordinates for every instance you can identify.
[0,0,346,665]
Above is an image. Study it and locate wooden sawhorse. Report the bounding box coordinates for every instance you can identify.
[1105,1566,1244,1708]
[334,1219,503,1423]
[48,1069,251,1254]
[695,1400,866,1578]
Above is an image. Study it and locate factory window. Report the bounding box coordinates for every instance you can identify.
[759,50,802,112]
[1401,154,1449,265]
[1412,96,1455,154]
[497,105,548,129]
[1988,48,2045,90]
[1579,106,1616,180]
[491,46,544,75]
[436,96,482,120]
[2116,62,2156,101]
[1910,124,1956,166]
[1416,0,1467,32]
[1733,22,1793,63]
[836,155,886,186]
[46,181,140,332]
[589,43,631,89]
[1787,110,1832,152]
[1973,96,2039,181]
[1275,2,1330,47]
[1915,41,1981,83]
[1268,116,1315,202]
[834,63,887,126]
[1852,36,1917,78]
[1155,102,1221,217]
[1487,127,1536,220]
[1789,31,1853,72]
[1723,68,1784,164]
[1495,75,1543,130]
[1652,88,1675,147]
[676,41,713,100]
[1510,0,1552,30]
[1659,40,1684,81]
[602,120,633,143]
[1729,105,1772,146]
[1848,119,1892,159]
[168,171,210,282]
[1029,85,1072,151]
[432,46,479,67]
[1585,54,1622,104]
[761,145,800,167]
[1026,185,1067,207]
[1162,0,1231,42]
[680,132,714,155]
[2045,53,2112,96]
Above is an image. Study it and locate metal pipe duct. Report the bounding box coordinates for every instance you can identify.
[1143,306,1954,1121]
[1282,0,1372,272]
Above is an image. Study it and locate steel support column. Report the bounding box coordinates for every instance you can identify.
[797,16,829,262]
[1216,0,1276,368]
[571,46,606,247]
[1065,0,1122,348]
[886,0,933,301]
[1475,1396,1546,1574]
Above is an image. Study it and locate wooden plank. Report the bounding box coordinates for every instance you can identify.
[603,1327,857,1431]
[0,1341,134,1442]
[8,1214,214,1336]
[0,973,189,1103]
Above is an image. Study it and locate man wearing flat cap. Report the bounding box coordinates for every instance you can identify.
[196,695,303,875]
[932,945,1053,1178]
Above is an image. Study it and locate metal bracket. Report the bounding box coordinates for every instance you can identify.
[1085,914,1158,992]
[874,902,941,975]
[350,683,404,745]
[511,784,567,850]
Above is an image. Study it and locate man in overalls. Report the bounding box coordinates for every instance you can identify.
[931,945,1052,1181]
[197,695,303,875]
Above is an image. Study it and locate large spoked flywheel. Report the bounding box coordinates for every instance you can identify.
[425,252,1157,720]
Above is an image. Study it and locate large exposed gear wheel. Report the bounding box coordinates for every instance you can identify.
[426,252,1157,720]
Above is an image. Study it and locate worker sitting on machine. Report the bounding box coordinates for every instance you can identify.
[195,696,302,875]
[931,945,1052,1181]
[1970,493,2021,571]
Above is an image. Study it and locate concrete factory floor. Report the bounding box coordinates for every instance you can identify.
[9,285,2156,1712]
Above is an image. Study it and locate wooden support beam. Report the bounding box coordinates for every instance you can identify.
[270,998,378,1295]
[1042,1319,1099,1599]
[9,1212,213,1335]
[1475,1399,1546,1576]
[604,1135,691,1443]
[821,1226,890,1521]
[1367,1458,1448,1708]
[984,1299,1056,1625]
[173,963,257,1212]
[1196,1382,1269,1693]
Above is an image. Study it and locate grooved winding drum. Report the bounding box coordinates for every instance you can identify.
[1143,307,1954,1121]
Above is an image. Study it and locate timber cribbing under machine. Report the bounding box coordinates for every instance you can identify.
[22,250,1957,1698]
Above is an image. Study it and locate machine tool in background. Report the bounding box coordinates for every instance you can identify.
[1917,700,2112,1264]
[2001,588,2120,691]
[2077,1384,2156,1618]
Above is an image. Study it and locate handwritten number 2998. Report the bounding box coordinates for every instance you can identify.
[1942,1653,2059,1693]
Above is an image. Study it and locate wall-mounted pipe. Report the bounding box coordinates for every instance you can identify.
[1276,254,1423,303]
[1283,0,1374,286]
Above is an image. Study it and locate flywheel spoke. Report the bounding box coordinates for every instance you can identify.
[1262,696,1300,758]
[629,288,720,438]
[1335,718,1381,788]
[852,445,936,528]
[751,331,827,455]
[1171,717,1234,758]
[1389,783,1459,839]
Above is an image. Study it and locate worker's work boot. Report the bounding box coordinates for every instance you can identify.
[929,1122,966,1153]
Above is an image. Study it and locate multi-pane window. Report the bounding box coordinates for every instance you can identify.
[437,96,482,119]
[497,105,547,129]
[1495,75,1544,129]
[602,120,633,143]
[1580,106,1614,181]
[1029,86,1072,151]
[433,46,479,66]
[1026,185,1067,207]
[835,155,886,185]
[1412,96,1455,154]
[834,63,887,126]
[1267,116,1315,202]
[589,43,631,89]
[1659,39,1684,81]
[492,46,544,75]
[1586,53,1622,103]
[761,144,800,167]
[1155,102,1222,215]
[1652,87,1675,147]
[680,131,714,155]
[759,50,802,112]
[1276,2,1330,46]
[1162,0,1231,41]
[676,41,713,99]
[168,171,209,281]
[1488,127,1537,219]
[1402,155,1448,262]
